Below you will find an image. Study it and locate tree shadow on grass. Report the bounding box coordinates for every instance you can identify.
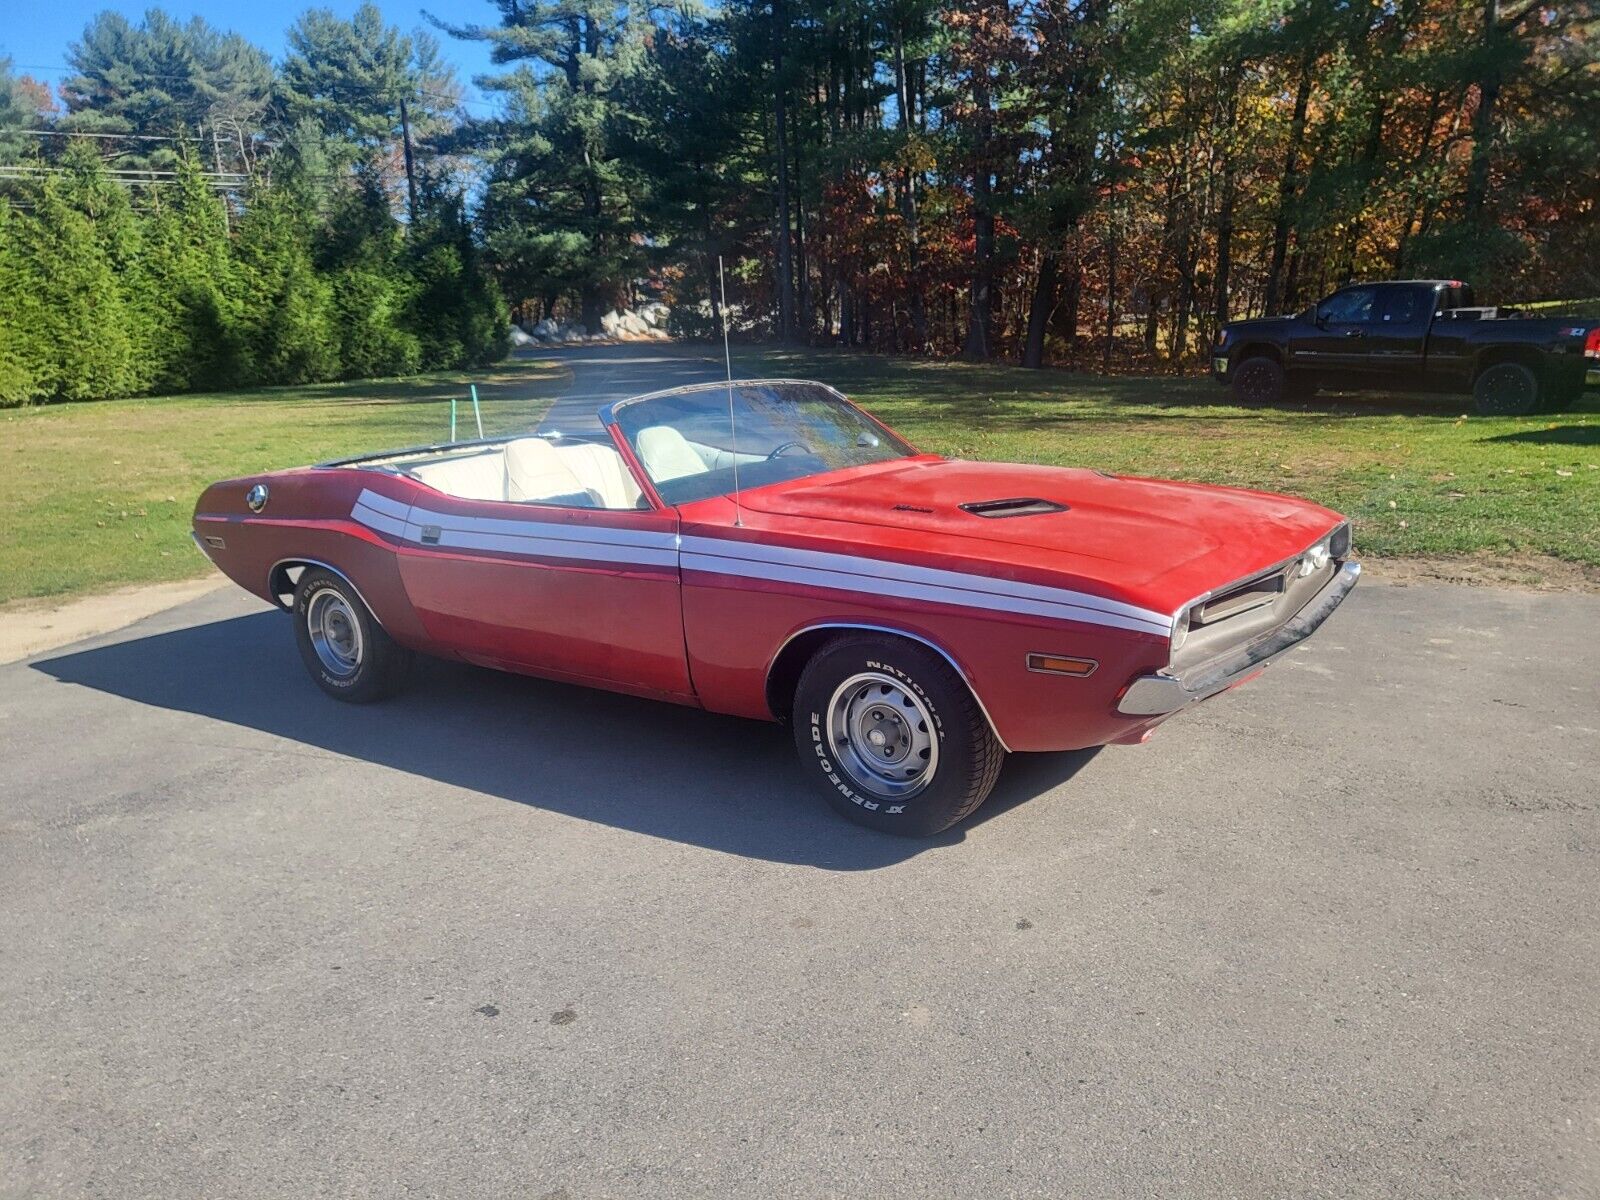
[34,610,1099,870]
[206,360,568,408]
[1482,425,1600,447]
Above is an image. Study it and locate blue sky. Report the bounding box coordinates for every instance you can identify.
[2,0,505,109]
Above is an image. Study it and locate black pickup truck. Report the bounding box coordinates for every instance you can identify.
[1213,280,1600,415]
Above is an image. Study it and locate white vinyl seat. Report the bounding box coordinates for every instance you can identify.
[505,438,592,504]
[558,443,645,509]
[636,425,712,482]
[405,438,646,509]
[405,450,507,502]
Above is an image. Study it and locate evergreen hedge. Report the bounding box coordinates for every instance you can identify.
[0,147,508,407]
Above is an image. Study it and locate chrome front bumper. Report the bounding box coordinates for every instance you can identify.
[1117,560,1361,716]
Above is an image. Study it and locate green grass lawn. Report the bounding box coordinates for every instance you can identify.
[3,348,1597,608]
[750,348,1600,572]
[0,360,565,606]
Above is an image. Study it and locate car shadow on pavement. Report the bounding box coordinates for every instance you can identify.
[33,612,1099,870]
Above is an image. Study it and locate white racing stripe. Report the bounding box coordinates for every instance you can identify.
[349,488,1172,636]
[680,534,1168,631]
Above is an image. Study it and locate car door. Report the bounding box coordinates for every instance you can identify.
[388,443,691,701]
[1290,285,1381,373]
[1366,284,1433,386]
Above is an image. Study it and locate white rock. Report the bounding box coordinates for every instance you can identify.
[532,318,560,337]
[600,310,624,335]
[508,325,536,347]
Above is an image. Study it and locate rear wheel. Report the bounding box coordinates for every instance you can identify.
[792,634,1005,836]
[1472,362,1540,416]
[292,568,412,703]
[1231,356,1285,405]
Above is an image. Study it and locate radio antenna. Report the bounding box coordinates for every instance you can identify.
[719,255,743,528]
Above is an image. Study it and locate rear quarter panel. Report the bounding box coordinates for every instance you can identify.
[193,468,431,647]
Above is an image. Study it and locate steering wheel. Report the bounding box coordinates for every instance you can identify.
[766,440,812,461]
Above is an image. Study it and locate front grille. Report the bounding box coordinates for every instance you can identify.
[1194,567,1286,625]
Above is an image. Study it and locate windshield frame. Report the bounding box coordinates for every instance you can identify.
[600,378,920,507]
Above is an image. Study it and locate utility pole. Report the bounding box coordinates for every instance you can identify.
[399,97,419,224]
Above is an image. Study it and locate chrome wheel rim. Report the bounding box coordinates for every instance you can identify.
[306,587,363,678]
[826,672,938,800]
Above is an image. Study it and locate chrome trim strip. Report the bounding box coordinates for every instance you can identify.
[765,622,1012,753]
[599,378,855,427]
[1119,560,1360,716]
[190,530,217,564]
[266,557,386,630]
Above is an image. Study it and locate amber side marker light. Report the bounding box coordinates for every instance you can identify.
[1027,653,1098,677]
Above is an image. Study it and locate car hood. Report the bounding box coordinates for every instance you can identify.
[1222,315,1298,336]
[735,457,1346,612]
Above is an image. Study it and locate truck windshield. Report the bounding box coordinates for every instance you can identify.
[612,381,917,505]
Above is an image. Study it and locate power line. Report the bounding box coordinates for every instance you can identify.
[9,61,499,112]
[15,127,274,145]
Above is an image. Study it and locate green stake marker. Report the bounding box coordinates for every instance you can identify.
[450,396,457,442]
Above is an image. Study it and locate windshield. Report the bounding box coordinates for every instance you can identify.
[612,381,916,505]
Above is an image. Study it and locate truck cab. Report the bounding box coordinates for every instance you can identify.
[1214,280,1598,415]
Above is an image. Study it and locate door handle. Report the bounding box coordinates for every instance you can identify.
[1344,329,1366,339]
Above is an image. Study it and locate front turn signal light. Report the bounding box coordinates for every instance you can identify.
[1027,653,1098,677]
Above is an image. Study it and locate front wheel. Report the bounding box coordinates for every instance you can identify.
[1230,356,1285,405]
[292,567,413,703]
[1472,362,1541,416]
[792,635,1005,836]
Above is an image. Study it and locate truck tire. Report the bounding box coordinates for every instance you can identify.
[1231,357,1285,405]
[1472,362,1540,416]
[792,634,1005,837]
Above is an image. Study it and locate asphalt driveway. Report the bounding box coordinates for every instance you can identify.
[3,572,1597,1198]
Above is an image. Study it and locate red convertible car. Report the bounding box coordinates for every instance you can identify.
[193,380,1358,836]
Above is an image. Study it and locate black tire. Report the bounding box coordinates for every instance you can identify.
[1472,362,1540,416]
[792,634,1005,837]
[292,567,413,703]
[1231,356,1285,405]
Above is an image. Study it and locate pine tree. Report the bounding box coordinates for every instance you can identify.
[449,0,654,333]
[59,11,272,170]
[276,4,462,175]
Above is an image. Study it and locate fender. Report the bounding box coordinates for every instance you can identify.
[765,621,1012,752]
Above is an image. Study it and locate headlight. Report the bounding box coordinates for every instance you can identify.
[1297,539,1331,577]
[1329,523,1352,558]
[1171,607,1190,649]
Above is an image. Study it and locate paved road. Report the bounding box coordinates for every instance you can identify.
[4,354,1599,1196]
[530,344,726,433]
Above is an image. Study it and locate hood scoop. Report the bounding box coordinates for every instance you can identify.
[959,497,1069,519]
